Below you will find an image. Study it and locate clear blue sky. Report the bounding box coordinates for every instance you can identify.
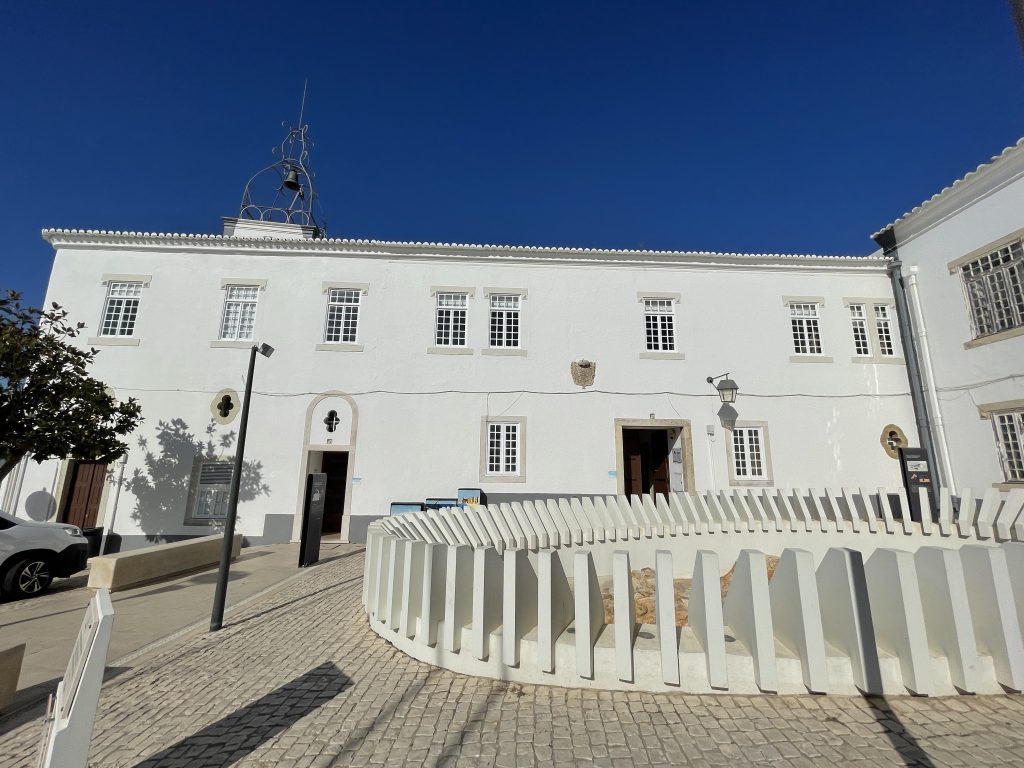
[1,1,1022,307]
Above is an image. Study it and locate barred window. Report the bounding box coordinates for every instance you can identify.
[489,294,520,348]
[324,289,361,343]
[487,422,519,475]
[993,410,1024,482]
[732,427,765,479]
[191,461,233,520]
[874,304,895,356]
[960,239,1024,338]
[435,292,468,347]
[643,298,676,351]
[789,303,823,354]
[220,285,260,341]
[100,282,142,336]
[849,304,870,356]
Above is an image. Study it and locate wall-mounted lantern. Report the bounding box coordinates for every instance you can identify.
[706,373,739,403]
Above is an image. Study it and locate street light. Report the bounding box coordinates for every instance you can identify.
[210,341,274,632]
[705,373,739,403]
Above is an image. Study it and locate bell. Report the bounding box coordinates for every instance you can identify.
[282,168,301,191]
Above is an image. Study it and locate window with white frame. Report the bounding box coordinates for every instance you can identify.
[789,302,823,354]
[435,292,468,347]
[848,301,897,359]
[189,461,233,521]
[874,304,895,356]
[219,285,260,341]
[99,281,143,336]
[486,422,519,475]
[960,238,1024,339]
[324,288,361,343]
[643,298,676,351]
[849,304,871,356]
[731,426,767,481]
[993,410,1024,482]
[489,294,520,348]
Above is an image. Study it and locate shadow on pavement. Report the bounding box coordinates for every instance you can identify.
[227,575,362,629]
[136,662,350,766]
[861,695,937,768]
[0,666,131,738]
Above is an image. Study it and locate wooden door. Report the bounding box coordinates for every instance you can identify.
[60,461,108,529]
[623,430,644,496]
[650,431,671,495]
[320,452,348,535]
[622,429,670,497]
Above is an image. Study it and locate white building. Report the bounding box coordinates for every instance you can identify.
[874,137,1024,495]
[1,218,916,548]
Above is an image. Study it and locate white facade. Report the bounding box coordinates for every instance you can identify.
[2,220,916,546]
[876,137,1024,494]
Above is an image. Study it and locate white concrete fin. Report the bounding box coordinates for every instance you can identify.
[758,489,786,533]
[960,545,1024,692]
[707,491,740,533]
[602,495,631,540]
[461,508,490,548]
[400,516,425,540]
[936,489,953,536]
[690,550,728,690]
[736,489,763,532]
[741,489,773,532]
[546,499,573,545]
[438,509,467,546]
[772,490,801,533]
[914,546,981,693]
[656,493,682,536]
[571,497,596,544]
[591,496,619,542]
[473,504,504,551]
[1004,543,1024,643]
[386,538,407,631]
[443,544,475,653]
[362,528,379,609]
[388,517,415,540]
[631,495,655,538]
[502,548,538,666]
[875,488,898,535]
[787,489,815,532]
[419,511,450,544]
[809,488,839,532]
[538,549,574,674]
[427,512,458,545]
[509,501,541,550]
[827,487,855,533]
[850,488,879,534]
[699,492,726,533]
[472,547,503,661]
[895,489,914,534]
[918,488,934,536]
[643,495,666,537]
[405,513,435,543]
[688,492,717,533]
[559,497,585,545]
[579,496,606,542]
[723,549,778,693]
[720,491,754,533]
[996,490,1024,541]
[816,548,883,695]
[769,548,828,694]
[500,502,531,549]
[374,535,395,621]
[574,551,605,679]
[667,493,692,535]
[865,548,933,696]
[417,542,447,646]
[956,489,977,538]
[655,550,680,686]
[612,551,636,682]
[533,499,563,547]
[976,489,1002,540]
[400,540,426,639]
[487,504,515,549]
[613,496,643,539]
[523,500,555,548]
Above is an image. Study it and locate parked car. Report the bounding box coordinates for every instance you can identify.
[0,511,89,599]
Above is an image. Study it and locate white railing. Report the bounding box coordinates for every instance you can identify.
[363,488,1024,696]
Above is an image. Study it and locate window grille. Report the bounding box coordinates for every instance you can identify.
[874,304,895,356]
[100,281,142,336]
[993,411,1024,482]
[487,422,519,475]
[324,288,361,343]
[849,304,870,356]
[643,298,676,351]
[489,294,520,348]
[220,285,260,341]
[789,303,822,354]
[732,427,765,479]
[192,461,233,519]
[960,239,1024,338]
[435,292,468,346]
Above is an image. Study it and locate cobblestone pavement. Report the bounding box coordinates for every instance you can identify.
[5,548,1024,767]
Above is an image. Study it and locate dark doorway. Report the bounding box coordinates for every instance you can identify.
[320,452,348,536]
[621,429,670,497]
[60,460,108,529]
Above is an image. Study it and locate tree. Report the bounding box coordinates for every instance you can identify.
[0,290,142,485]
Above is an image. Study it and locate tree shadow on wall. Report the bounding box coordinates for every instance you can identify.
[125,418,270,543]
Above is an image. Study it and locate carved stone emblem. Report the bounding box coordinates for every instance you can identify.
[571,359,596,388]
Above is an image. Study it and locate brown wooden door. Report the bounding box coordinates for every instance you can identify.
[60,461,108,529]
[320,452,348,535]
[622,429,670,497]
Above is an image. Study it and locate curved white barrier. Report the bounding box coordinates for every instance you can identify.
[364,488,1024,696]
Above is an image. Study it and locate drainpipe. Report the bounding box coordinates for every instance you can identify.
[905,267,957,494]
[99,455,128,556]
[874,229,942,489]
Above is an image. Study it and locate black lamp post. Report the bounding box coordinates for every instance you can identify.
[210,341,274,632]
[706,373,739,403]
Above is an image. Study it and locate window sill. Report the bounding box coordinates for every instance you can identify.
[729,479,773,488]
[210,340,255,349]
[994,482,1024,491]
[183,518,224,527]
[87,336,140,347]
[849,356,905,365]
[789,355,834,364]
[480,474,527,484]
[316,343,364,352]
[482,348,527,357]
[964,325,1024,349]
[427,346,473,355]
[639,351,685,360]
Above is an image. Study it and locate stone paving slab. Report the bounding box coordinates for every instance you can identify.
[3,548,1024,766]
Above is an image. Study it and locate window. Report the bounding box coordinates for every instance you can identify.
[100,282,142,336]
[435,292,468,347]
[874,305,895,356]
[732,427,766,480]
[789,303,823,354]
[849,304,870,356]
[219,285,260,341]
[489,294,520,348]
[190,461,233,521]
[486,422,519,475]
[644,298,676,351]
[846,300,898,360]
[960,238,1024,339]
[324,288,360,344]
[993,410,1024,482]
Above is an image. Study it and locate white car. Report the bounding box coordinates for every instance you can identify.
[0,511,89,599]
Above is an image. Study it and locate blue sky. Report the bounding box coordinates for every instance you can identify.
[1,1,1022,307]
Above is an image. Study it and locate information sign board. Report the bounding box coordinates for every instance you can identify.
[299,473,327,568]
